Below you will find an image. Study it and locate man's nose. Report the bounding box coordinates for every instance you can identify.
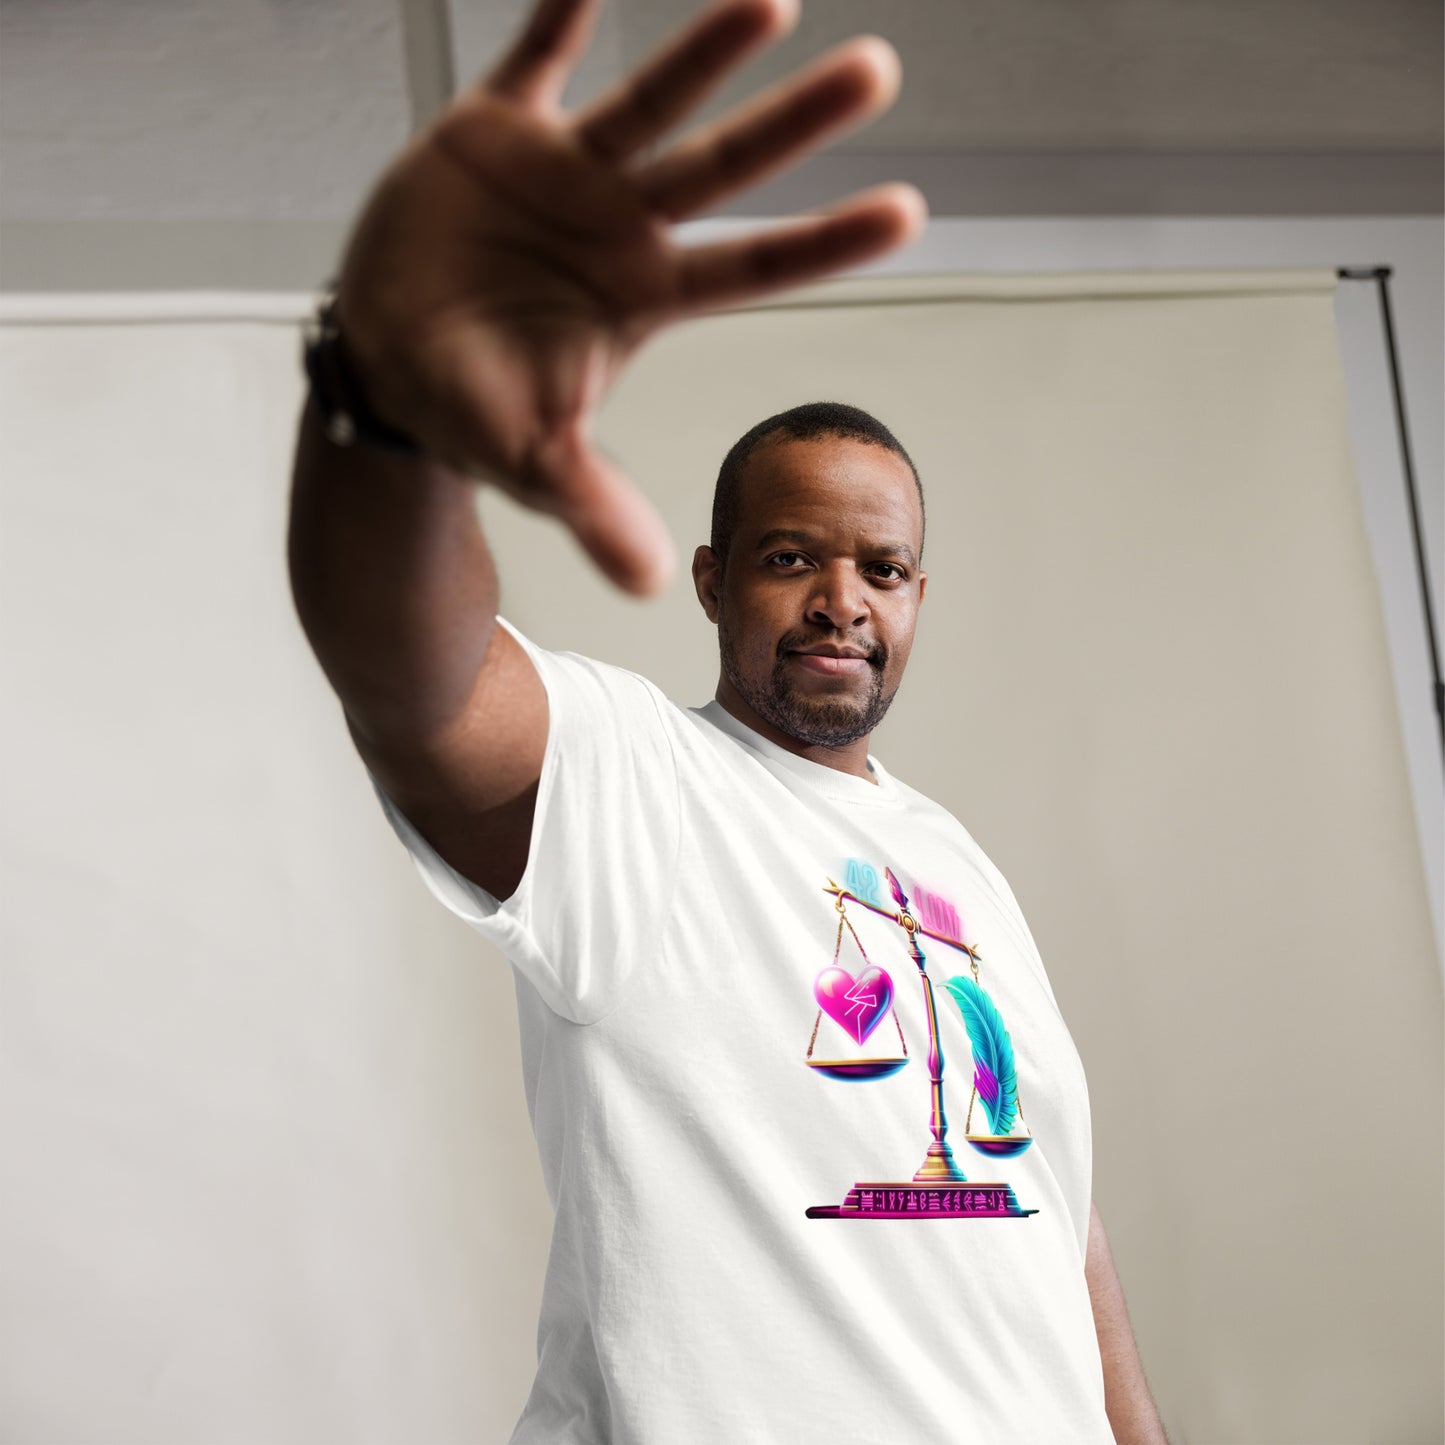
[804,564,868,631]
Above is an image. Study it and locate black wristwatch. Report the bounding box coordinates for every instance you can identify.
[302,290,424,458]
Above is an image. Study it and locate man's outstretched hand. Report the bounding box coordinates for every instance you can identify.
[332,0,927,595]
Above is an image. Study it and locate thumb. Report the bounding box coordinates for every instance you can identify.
[531,427,677,597]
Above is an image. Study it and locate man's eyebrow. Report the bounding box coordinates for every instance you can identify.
[753,528,918,569]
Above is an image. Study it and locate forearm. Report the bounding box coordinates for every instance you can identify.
[1086,1201,1168,1445]
[286,396,500,747]
[1100,1342,1168,1445]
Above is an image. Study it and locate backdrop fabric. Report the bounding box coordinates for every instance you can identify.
[2,270,1439,1444]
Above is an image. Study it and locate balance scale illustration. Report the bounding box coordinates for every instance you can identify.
[805,868,1038,1221]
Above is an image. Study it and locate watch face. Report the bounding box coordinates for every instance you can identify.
[302,296,421,457]
[304,292,332,337]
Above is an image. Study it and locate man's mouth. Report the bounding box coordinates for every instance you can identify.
[785,645,874,676]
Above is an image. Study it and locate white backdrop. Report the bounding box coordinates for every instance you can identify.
[2,272,1440,1444]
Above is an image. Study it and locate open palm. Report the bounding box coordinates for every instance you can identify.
[334,0,926,594]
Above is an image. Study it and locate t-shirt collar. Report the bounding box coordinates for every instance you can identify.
[691,698,905,807]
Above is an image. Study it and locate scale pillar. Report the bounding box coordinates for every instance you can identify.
[904,917,970,1185]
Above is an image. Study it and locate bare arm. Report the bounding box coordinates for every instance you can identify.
[285,0,926,898]
[287,406,546,899]
[288,402,499,747]
[1086,1199,1170,1445]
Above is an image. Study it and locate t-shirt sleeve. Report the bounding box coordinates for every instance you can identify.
[362,616,681,1026]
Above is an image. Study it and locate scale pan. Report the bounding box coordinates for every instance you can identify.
[965,1134,1033,1158]
[807,1057,909,1081]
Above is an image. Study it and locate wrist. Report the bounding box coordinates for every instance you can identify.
[303,287,425,458]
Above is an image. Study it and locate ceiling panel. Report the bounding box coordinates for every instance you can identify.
[0,0,1437,245]
[451,0,1444,153]
[0,0,412,223]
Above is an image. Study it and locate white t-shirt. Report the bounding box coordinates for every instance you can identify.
[366,617,1113,1444]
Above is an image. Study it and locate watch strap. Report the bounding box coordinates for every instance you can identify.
[302,292,424,458]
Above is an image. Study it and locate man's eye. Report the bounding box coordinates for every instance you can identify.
[871,563,906,581]
[771,552,806,568]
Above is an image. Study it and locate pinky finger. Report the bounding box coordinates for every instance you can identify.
[672,182,927,315]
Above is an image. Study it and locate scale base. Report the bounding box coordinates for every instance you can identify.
[806,1180,1037,1219]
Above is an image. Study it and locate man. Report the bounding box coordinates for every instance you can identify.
[287,0,1168,1439]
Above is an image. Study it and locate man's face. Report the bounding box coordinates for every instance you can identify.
[693,433,927,750]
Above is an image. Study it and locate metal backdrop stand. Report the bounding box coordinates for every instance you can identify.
[1337,265,1443,766]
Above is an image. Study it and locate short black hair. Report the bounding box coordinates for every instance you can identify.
[709,401,925,568]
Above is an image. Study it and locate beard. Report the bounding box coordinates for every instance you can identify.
[718,611,898,748]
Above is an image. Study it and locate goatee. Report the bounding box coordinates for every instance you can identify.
[718,613,898,748]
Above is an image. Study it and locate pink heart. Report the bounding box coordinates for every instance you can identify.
[814,964,895,1045]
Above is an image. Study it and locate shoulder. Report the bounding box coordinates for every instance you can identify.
[499,616,675,723]
[886,766,1023,901]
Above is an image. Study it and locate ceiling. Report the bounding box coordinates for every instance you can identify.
[453,0,1444,152]
[0,0,1439,288]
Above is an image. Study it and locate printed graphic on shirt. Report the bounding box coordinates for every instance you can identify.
[814,959,894,1044]
[804,862,1038,1220]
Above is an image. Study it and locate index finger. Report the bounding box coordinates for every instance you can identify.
[482,0,602,111]
[573,0,797,163]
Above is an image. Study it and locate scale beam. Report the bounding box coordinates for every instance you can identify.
[822,880,979,960]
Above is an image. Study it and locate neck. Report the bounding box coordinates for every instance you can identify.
[713,677,878,784]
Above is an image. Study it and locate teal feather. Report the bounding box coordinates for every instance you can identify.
[941,976,1018,1136]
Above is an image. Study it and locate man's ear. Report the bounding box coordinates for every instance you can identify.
[917,570,927,604]
[692,544,723,623]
